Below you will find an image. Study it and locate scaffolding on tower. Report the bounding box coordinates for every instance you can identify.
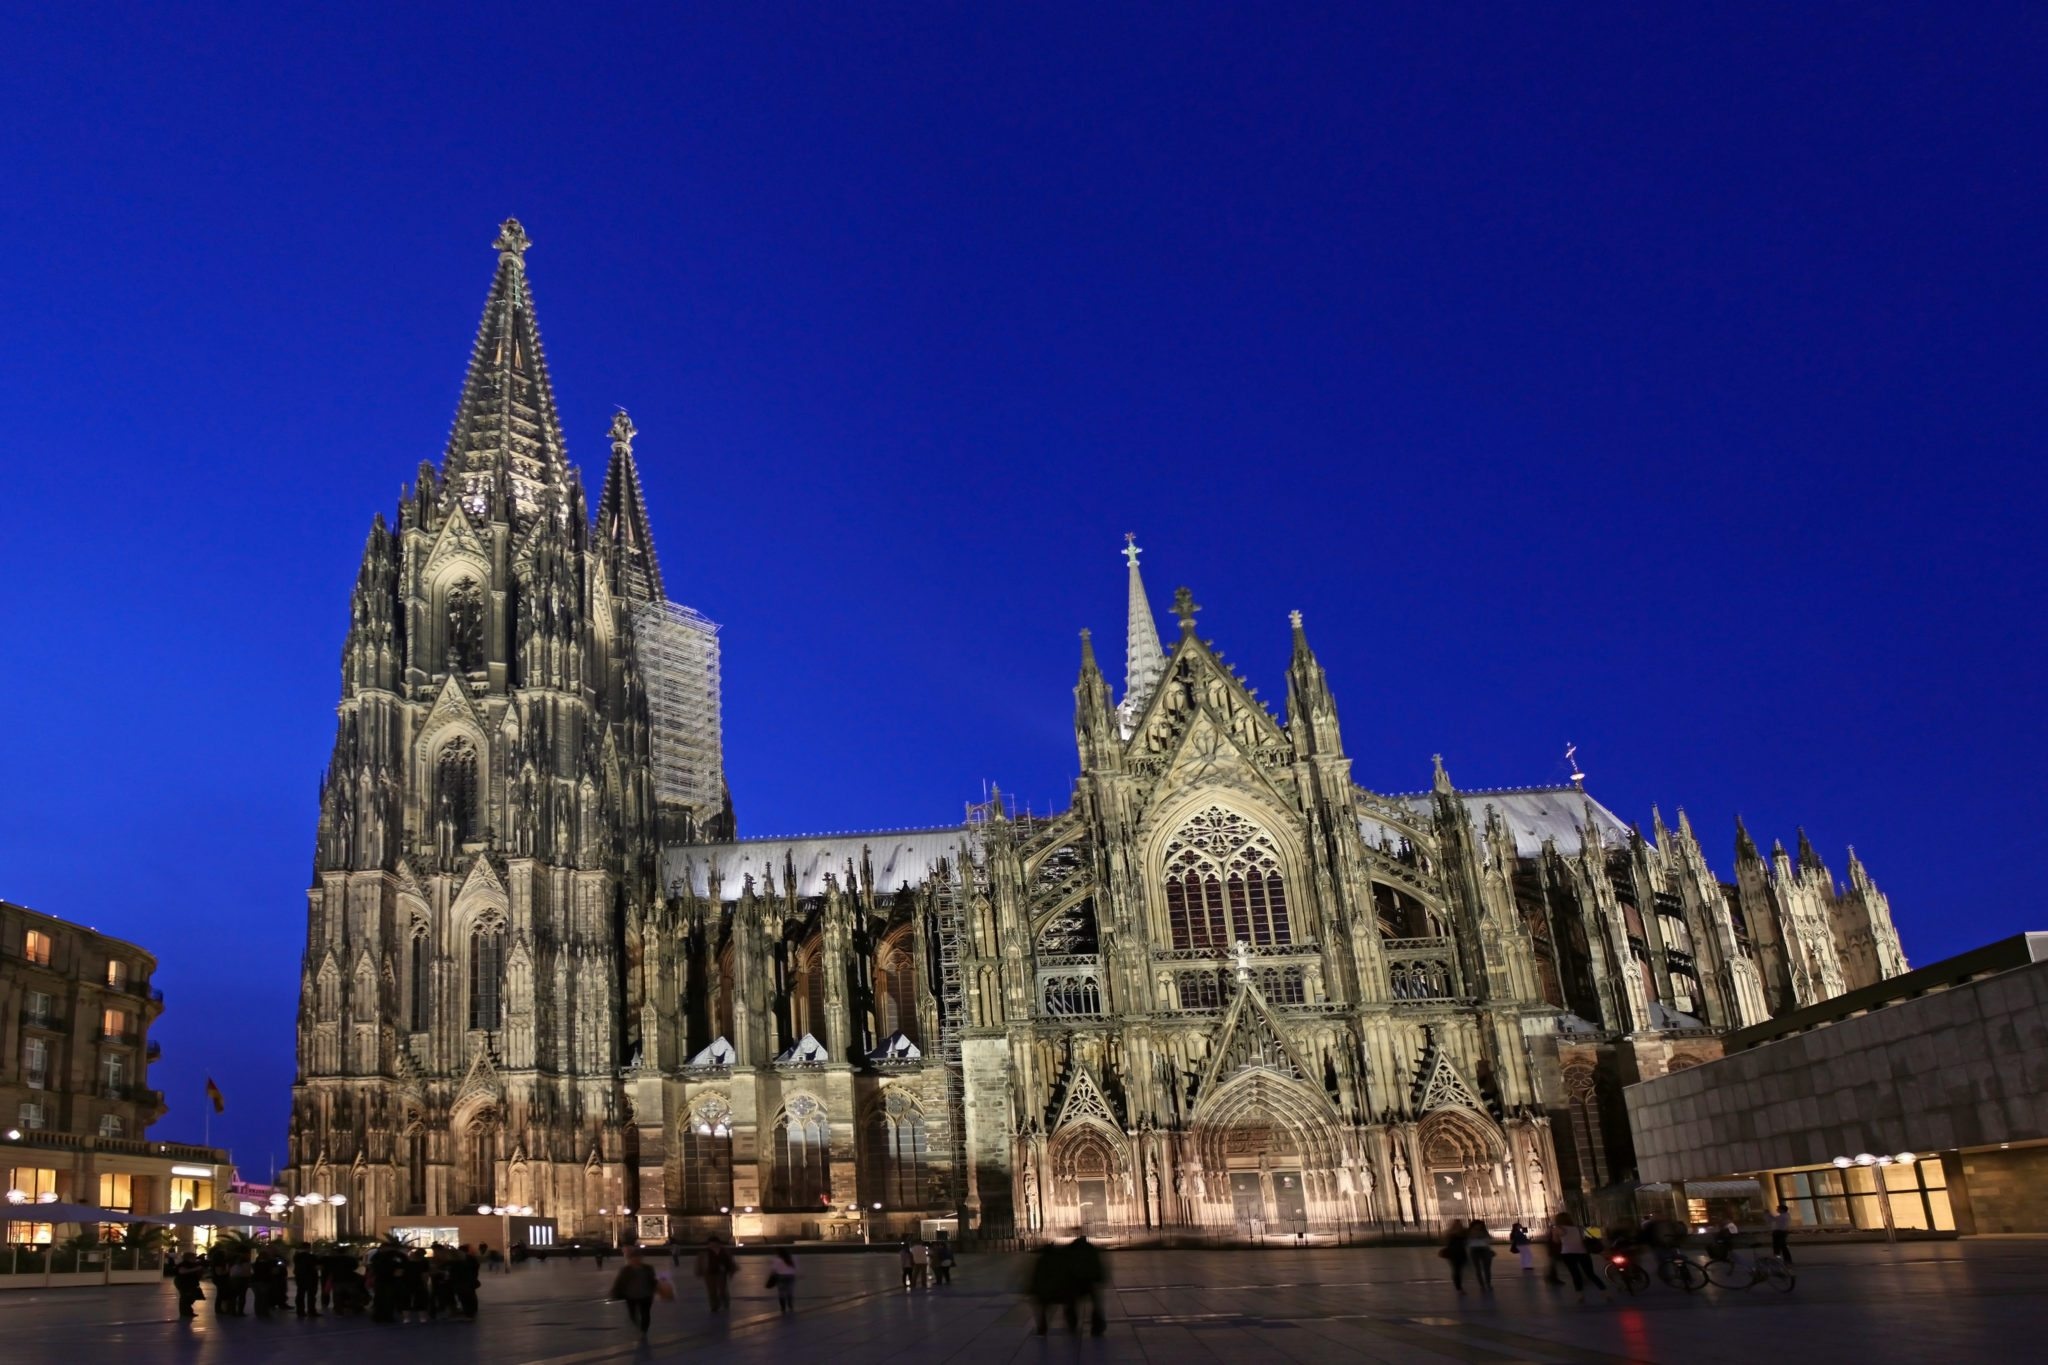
[630,599,727,842]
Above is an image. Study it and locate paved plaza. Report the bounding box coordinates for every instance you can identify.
[3,1241,2044,1364]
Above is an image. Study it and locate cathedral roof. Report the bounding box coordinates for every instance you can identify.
[1368,785,1633,857]
[664,826,975,901]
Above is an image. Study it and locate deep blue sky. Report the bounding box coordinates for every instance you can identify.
[2,5,2042,1169]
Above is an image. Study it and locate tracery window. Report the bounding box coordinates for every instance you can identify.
[446,577,486,673]
[874,929,920,1046]
[470,924,504,1031]
[768,1096,831,1209]
[1161,807,1292,951]
[438,739,480,841]
[862,1091,929,1209]
[788,942,828,1050]
[679,1097,734,1212]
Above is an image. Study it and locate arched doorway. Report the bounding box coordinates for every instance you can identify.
[1192,1070,1343,1235]
[1417,1107,1509,1226]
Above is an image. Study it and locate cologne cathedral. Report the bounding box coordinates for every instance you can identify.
[290,223,1911,1243]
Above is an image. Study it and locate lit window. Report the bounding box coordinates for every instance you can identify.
[103,1008,129,1040]
[106,959,128,991]
[98,1172,134,1211]
[24,930,52,967]
[23,1039,48,1089]
[98,1114,124,1139]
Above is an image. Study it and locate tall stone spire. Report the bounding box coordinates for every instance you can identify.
[597,409,664,604]
[440,217,572,527]
[1118,533,1166,737]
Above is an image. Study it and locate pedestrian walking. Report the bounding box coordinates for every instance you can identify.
[1069,1235,1108,1337]
[228,1255,253,1316]
[1769,1203,1794,1264]
[1465,1220,1495,1292]
[767,1248,797,1313]
[696,1233,735,1312]
[610,1245,658,1336]
[1553,1210,1607,1301]
[931,1232,956,1285]
[174,1251,207,1318]
[910,1238,931,1288]
[1439,1224,1469,1293]
[450,1244,482,1319]
[1509,1222,1534,1273]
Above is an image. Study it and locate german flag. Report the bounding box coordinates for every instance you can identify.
[205,1077,226,1114]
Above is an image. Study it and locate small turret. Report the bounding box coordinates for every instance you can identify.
[1284,610,1343,758]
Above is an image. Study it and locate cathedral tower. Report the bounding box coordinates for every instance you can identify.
[288,221,683,1234]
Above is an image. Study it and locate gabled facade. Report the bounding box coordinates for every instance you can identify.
[295,226,1909,1243]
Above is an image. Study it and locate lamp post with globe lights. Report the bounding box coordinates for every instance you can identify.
[291,1190,349,1240]
[1831,1151,1918,1244]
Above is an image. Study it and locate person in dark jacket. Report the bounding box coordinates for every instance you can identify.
[173,1252,207,1318]
[448,1244,481,1319]
[1440,1223,1470,1293]
[609,1246,658,1336]
[293,1245,321,1317]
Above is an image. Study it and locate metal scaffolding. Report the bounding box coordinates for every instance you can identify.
[631,599,725,840]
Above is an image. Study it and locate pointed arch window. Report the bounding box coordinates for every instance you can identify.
[409,932,432,1032]
[446,577,486,673]
[470,924,504,1031]
[1160,807,1292,951]
[679,1096,735,1213]
[768,1096,831,1210]
[874,928,919,1047]
[862,1091,929,1209]
[438,739,480,841]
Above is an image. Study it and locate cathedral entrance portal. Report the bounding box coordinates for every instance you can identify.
[1192,1070,1340,1235]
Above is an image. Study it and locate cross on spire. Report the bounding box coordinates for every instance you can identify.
[494,217,531,260]
[1122,532,1142,569]
[609,408,637,453]
[1171,586,1201,633]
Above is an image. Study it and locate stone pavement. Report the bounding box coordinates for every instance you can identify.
[1,1240,2043,1364]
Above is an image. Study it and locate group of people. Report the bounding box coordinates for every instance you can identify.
[1442,1204,1799,1301]
[1025,1234,1109,1336]
[898,1233,956,1289]
[168,1240,489,1322]
[606,1234,783,1336]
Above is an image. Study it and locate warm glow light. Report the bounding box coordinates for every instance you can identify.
[329,1195,347,1206]
[1854,1153,1877,1166]
[620,1207,631,1216]
[36,1192,57,1203]
[4,1129,20,1141]
[169,1165,213,1178]
[1831,1156,1852,1168]
[479,1204,493,1215]
[1896,1152,1918,1165]
[4,1190,25,1204]
[304,1193,326,1205]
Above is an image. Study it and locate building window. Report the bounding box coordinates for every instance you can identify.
[1160,807,1292,952]
[102,1053,126,1098]
[23,1038,48,1089]
[4,1166,57,1247]
[437,739,480,842]
[106,959,128,991]
[25,991,51,1027]
[445,576,486,673]
[18,1101,46,1131]
[24,929,52,967]
[1774,1158,1953,1233]
[103,1007,130,1040]
[469,925,504,1031]
[169,1176,211,1214]
[874,930,919,1046]
[98,1172,134,1212]
[768,1096,831,1210]
[98,1114,124,1139]
[862,1092,929,1209]
[679,1098,734,1213]
[410,934,432,1032]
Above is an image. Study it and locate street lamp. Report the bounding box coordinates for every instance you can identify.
[1832,1151,1916,1244]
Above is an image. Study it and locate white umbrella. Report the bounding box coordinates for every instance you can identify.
[158,1209,287,1229]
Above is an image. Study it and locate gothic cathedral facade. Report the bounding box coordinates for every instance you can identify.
[290,225,1911,1242]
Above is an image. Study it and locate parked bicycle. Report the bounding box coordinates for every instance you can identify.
[1607,1246,1706,1294]
[1705,1249,1796,1292]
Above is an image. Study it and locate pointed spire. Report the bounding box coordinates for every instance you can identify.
[1796,827,1825,873]
[440,218,572,527]
[597,408,665,603]
[1735,814,1760,861]
[1432,753,1454,794]
[1118,534,1166,732]
[1285,610,1342,758]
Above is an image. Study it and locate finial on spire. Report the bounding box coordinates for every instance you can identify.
[1171,586,1201,633]
[609,408,636,453]
[1122,532,1142,569]
[494,217,531,260]
[1288,609,1304,629]
[1432,753,1453,793]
